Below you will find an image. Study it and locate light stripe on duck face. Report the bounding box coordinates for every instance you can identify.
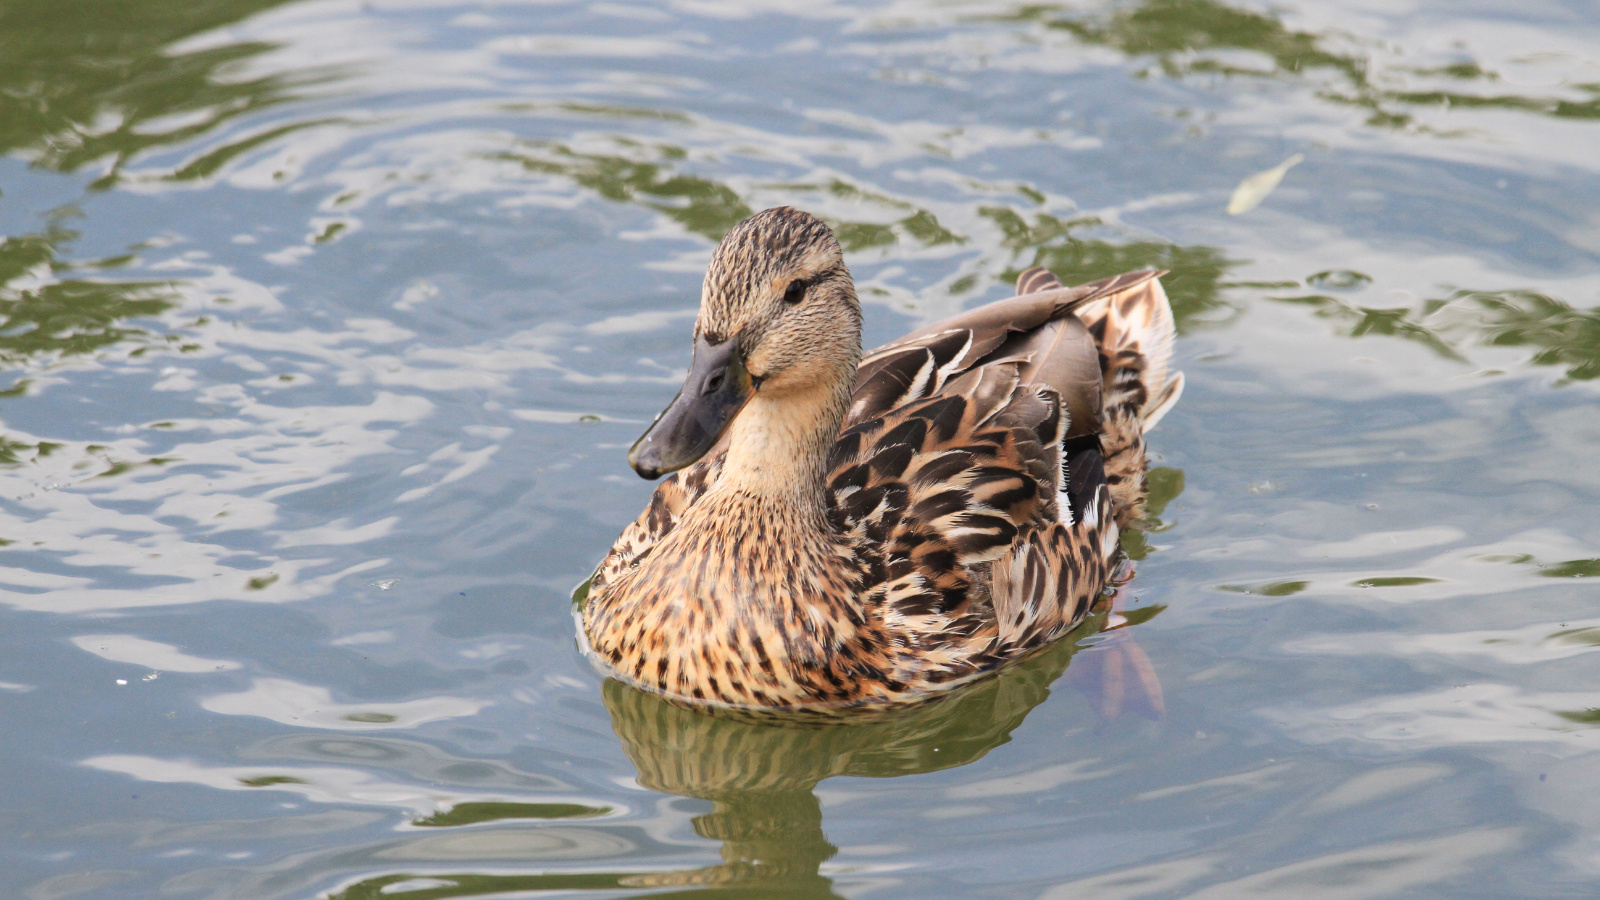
[583,206,1183,711]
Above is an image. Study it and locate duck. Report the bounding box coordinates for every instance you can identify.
[581,206,1183,711]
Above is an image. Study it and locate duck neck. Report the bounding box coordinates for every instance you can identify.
[714,364,855,524]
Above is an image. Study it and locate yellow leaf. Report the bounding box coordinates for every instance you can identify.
[1227,153,1304,215]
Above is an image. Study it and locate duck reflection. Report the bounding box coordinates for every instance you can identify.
[603,595,1162,897]
[314,601,1162,900]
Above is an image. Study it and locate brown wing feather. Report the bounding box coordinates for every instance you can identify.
[844,267,1150,661]
[866,269,1159,361]
[847,270,1158,428]
[824,358,1080,685]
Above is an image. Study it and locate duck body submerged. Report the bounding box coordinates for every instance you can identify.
[582,207,1183,711]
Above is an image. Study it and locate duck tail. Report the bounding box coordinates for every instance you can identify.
[1078,272,1184,432]
[1082,272,1182,526]
[1017,268,1183,526]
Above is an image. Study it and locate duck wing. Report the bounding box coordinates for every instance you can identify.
[826,365,1066,685]
[846,269,1160,432]
[829,269,1171,675]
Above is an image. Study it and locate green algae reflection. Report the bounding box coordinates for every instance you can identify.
[494,137,1239,335]
[494,118,1594,387]
[0,0,319,186]
[496,140,969,253]
[496,141,753,243]
[0,215,178,372]
[1272,288,1600,383]
[987,208,1236,333]
[1006,0,1600,131]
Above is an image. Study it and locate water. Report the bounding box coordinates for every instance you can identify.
[3,0,1599,896]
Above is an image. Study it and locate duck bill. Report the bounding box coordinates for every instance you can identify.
[628,336,754,479]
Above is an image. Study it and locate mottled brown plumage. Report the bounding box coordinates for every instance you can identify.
[582,206,1182,711]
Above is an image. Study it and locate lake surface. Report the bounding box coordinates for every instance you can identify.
[3,0,1600,897]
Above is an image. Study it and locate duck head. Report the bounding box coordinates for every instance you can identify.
[629,207,862,479]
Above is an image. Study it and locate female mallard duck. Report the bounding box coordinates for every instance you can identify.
[582,207,1183,711]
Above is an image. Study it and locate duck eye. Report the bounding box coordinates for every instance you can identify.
[783,279,807,305]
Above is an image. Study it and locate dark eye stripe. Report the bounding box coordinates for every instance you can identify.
[783,279,807,304]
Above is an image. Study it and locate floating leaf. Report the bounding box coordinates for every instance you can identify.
[1227,153,1304,215]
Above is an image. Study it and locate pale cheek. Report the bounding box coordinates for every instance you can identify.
[755,342,825,382]
[743,346,780,380]
[746,328,810,372]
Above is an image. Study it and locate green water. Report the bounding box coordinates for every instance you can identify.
[2,0,1599,897]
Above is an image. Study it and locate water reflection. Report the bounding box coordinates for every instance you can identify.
[494,132,1242,331]
[0,0,312,184]
[313,605,1158,899]
[1271,287,1600,382]
[599,617,1114,898]
[0,210,177,373]
[497,140,752,244]
[1009,0,1600,131]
